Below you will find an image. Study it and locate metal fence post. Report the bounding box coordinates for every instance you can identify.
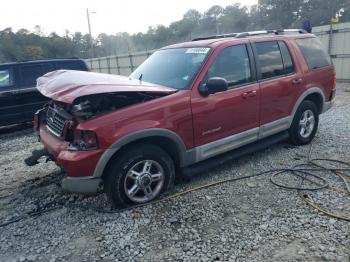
[328,23,334,60]
[98,57,102,72]
[107,57,111,74]
[116,55,120,75]
[129,54,134,74]
[89,60,93,71]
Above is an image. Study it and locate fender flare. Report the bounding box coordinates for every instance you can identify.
[92,128,193,178]
[291,87,326,117]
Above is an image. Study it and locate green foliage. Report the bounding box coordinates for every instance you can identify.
[1,1,350,63]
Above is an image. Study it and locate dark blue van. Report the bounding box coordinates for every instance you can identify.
[0,58,89,126]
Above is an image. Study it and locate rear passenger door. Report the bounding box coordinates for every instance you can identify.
[16,63,53,122]
[251,40,301,138]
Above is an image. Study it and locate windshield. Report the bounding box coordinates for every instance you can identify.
[129,47,210,90]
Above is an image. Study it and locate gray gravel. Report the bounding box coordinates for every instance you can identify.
[0,84,349,262]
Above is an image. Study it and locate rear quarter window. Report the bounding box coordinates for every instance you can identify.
[296,37,331,69]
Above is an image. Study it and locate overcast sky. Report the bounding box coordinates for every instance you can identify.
[1,0,257,36]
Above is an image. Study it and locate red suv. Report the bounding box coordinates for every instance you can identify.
[28,30,336,207]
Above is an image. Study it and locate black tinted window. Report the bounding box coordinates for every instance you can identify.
[20,65,44,87]
[41,63,55,74]
[207,45,252,88]
[279,41,295,74]
[256,41,284,79]
[0,68,13,88]
[56,62,83,70]
[296,37,331,69]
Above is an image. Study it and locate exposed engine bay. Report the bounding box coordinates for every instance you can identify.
[52,91,170,120]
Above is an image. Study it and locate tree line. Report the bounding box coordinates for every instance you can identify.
[1,0,349,63]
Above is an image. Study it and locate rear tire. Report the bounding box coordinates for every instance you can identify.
[104,143,175,208]
[289,100,319,145]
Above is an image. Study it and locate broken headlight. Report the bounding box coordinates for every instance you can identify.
[69,130,99,151]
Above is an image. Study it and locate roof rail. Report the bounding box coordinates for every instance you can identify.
[192,29,307,41]
[192,33,238,41]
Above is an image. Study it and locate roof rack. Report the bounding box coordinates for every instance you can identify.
[192,33,239,41]
[192,29,307,41]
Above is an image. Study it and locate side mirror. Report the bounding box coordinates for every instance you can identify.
[199,77,228,96]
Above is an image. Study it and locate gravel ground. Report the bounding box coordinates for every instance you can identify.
[0,84,349,262]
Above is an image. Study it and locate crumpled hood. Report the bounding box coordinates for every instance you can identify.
[37,70,177,104]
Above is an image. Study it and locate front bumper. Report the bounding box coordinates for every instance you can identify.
[61,176,102,195]
[39,125,104,194]
[40,125,104,177]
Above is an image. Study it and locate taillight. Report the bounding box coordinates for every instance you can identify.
[70,130,99,151]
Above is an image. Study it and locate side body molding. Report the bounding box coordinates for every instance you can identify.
[93,128,196,178]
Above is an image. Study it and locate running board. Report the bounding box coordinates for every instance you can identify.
[181,131,289,178]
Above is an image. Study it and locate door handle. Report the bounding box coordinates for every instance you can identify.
[292,78,303,85]
[242,90,257,99]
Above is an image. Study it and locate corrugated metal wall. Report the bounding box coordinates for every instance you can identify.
[86,22,350,81]
[313,22,350,81]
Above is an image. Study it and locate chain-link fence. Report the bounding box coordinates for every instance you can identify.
[85,50,155,76]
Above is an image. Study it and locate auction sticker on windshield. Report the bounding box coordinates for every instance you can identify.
[185,48,210,54]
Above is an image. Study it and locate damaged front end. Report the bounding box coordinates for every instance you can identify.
[25,70,177,194]
[27,91,171,162]
[68,91,168,120]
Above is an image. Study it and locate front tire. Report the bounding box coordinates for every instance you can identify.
[104,143,175,208]
[289,100,319,145]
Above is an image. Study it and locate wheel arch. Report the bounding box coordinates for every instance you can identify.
[291,87,325,117]
[93,129,195,179]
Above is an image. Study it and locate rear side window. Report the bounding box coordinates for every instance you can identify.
[56,62,83,70]
[206,44,252,88]
[255,41,284,79]
[20,65,44,87]
[0,68,13,88]
[279,41,295,74]
[296,37,331,69]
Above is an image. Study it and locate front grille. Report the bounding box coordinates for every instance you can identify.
[46,107,67,137]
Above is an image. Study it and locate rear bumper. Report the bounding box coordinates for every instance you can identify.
[61,176,102,195]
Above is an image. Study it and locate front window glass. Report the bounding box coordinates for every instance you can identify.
[130,47,210,89]
[0,69,12,88]
[206,44,252,88]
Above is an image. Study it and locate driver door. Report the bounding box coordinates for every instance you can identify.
[190,43,260,161]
